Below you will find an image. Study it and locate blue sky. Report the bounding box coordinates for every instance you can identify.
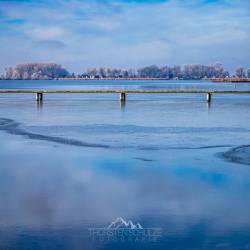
[0,0,249,73]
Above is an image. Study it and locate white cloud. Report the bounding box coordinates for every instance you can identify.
[86,18,122,31]
[29,26,65,40]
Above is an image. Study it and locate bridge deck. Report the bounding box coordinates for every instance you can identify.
[0,90,250,94]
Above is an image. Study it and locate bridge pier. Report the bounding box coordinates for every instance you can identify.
[206,93,212,103]
[120,92,126,102]
[36,92,43,102]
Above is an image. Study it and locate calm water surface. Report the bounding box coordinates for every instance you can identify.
[0,80,250,250]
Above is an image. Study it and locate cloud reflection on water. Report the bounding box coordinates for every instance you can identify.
[0,139,250,234]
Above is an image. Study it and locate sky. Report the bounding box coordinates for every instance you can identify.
[0,0,249,73]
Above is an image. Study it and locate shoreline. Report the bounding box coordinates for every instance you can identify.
[205,78,250,83]
[1,77,250,82]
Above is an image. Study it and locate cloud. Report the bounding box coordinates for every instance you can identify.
[85,18,122,31]
[0,0,249,73]
[36,39,66,49]
[30,27,65,40]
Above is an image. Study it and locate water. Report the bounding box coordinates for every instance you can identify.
[0,80,250,250]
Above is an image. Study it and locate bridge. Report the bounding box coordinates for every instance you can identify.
[0,89,250,103]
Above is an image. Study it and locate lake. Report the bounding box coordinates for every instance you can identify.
[0,80,250,250]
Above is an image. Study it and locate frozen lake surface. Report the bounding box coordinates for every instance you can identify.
[0,80,250,250]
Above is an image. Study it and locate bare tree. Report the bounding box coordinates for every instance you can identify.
[235,67,245,78]
[4,63,69,80]
[247,68,250,78]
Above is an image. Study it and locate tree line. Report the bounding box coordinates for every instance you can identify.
[1,63,250,80]
[2,63,69,80]
[82,64,250,79]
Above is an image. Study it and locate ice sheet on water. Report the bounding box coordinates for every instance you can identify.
[219,145,250,166]
[0,117,245,155]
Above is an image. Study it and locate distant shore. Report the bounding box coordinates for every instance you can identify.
[205,77,250,82]
[55,77,175,81]
[1,77,250,82]
[2,63,250,81]
[55,77,250,82]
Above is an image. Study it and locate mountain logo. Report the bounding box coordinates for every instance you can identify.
[89,217,162,242]
[107,217,143,229]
